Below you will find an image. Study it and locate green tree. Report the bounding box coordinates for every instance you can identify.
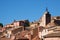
[0,23,3,27]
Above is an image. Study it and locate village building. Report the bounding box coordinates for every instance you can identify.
[0,8,60,40]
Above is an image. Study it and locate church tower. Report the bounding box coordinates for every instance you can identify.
[40,8,51,27]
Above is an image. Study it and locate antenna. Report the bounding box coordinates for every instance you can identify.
[45,0,48,10]
[46,7,48,12]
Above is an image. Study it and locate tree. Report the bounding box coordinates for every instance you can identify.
[0,23,3,27]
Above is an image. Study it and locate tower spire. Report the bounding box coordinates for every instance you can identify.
[46,8,48,12]
[14,19,16,22]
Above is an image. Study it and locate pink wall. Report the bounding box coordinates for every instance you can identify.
[44,37,60,40]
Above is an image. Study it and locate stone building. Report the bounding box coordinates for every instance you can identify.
[5,20,30,28]
[40,8,51,27]
[1,8,60,40]
[38,25,60,40]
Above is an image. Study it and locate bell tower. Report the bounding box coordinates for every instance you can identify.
[45,8,51,25]
[40,8,51,27]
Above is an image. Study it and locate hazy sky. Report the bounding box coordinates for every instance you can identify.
[0,0,60,25]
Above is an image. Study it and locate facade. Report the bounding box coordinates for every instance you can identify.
[0,8,60,40]
[43,32,60,40]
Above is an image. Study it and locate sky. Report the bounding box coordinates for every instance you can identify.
[0,0,60,25]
